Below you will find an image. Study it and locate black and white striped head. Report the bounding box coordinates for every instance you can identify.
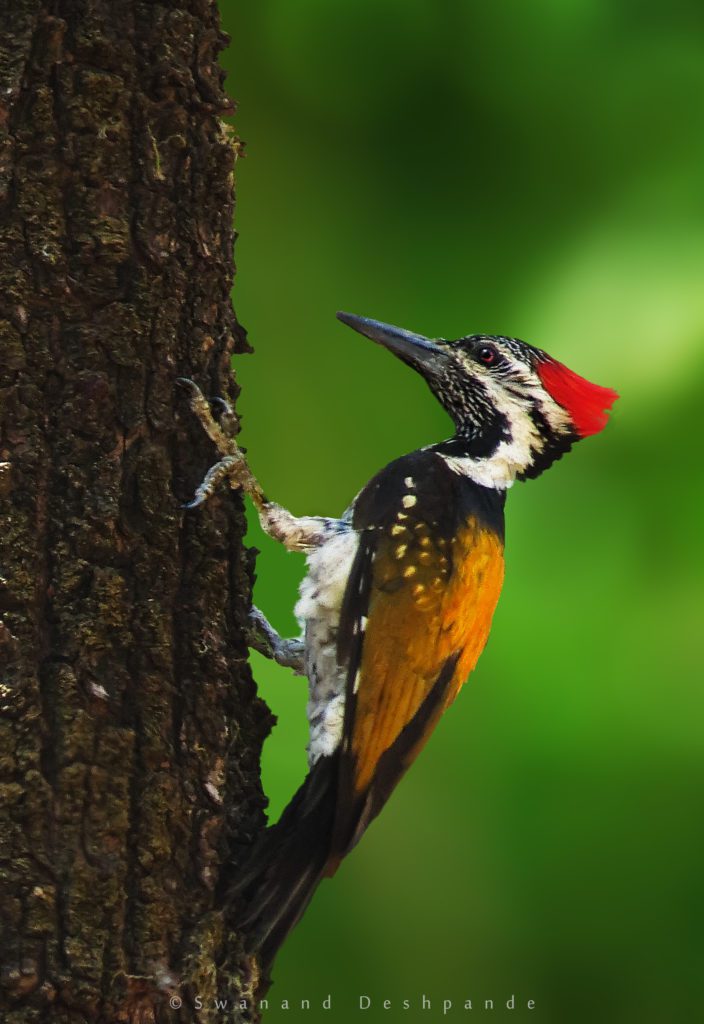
[337,312,618,488]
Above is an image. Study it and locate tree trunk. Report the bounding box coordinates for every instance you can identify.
[0,2,271,1021]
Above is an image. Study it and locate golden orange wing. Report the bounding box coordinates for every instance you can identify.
[328,452,505,867]
[350,514,504,791]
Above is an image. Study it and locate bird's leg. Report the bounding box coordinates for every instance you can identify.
[177,378,339,551]
[248,607,306,675]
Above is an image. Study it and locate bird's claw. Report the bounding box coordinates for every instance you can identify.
[181,453,249,511]
[177,377,243,508]
[208,395,233,415]
[177,375,264,513]
[247,606,305,674]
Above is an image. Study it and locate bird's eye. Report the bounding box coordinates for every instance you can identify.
[477,345,497,366]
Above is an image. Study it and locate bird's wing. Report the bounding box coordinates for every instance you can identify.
[328,452,505,869]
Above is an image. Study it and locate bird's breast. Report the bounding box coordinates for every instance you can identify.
[294,527,360,765]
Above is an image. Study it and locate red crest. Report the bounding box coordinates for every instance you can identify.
[537,358,619,438]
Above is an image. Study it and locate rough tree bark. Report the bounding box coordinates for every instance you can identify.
[0,2,272,1021]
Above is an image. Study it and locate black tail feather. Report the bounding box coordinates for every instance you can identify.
[233,754,339,972]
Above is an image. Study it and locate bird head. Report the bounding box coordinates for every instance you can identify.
[337,312,619,488]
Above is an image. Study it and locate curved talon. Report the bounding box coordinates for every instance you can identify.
[208,395,239,439]
[208,396,233,416]
[181,454,247,511]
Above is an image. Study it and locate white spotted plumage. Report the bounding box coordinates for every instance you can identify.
[294,524,360,764]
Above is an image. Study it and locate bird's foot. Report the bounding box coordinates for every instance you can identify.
[177,378,263,510]
[247,606,306,675]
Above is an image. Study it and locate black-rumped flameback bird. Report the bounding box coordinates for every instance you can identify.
[180,312,619,972]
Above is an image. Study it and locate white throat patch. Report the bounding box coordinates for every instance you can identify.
[441,374,573,489]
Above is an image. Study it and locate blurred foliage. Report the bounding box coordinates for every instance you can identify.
[218,2,704,1021]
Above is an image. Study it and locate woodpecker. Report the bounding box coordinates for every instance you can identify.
[179,312,618,972]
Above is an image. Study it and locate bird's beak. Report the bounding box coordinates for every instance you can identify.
[336,312,445,374]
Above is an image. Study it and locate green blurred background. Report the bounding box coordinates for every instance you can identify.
[218,2,704,1021]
